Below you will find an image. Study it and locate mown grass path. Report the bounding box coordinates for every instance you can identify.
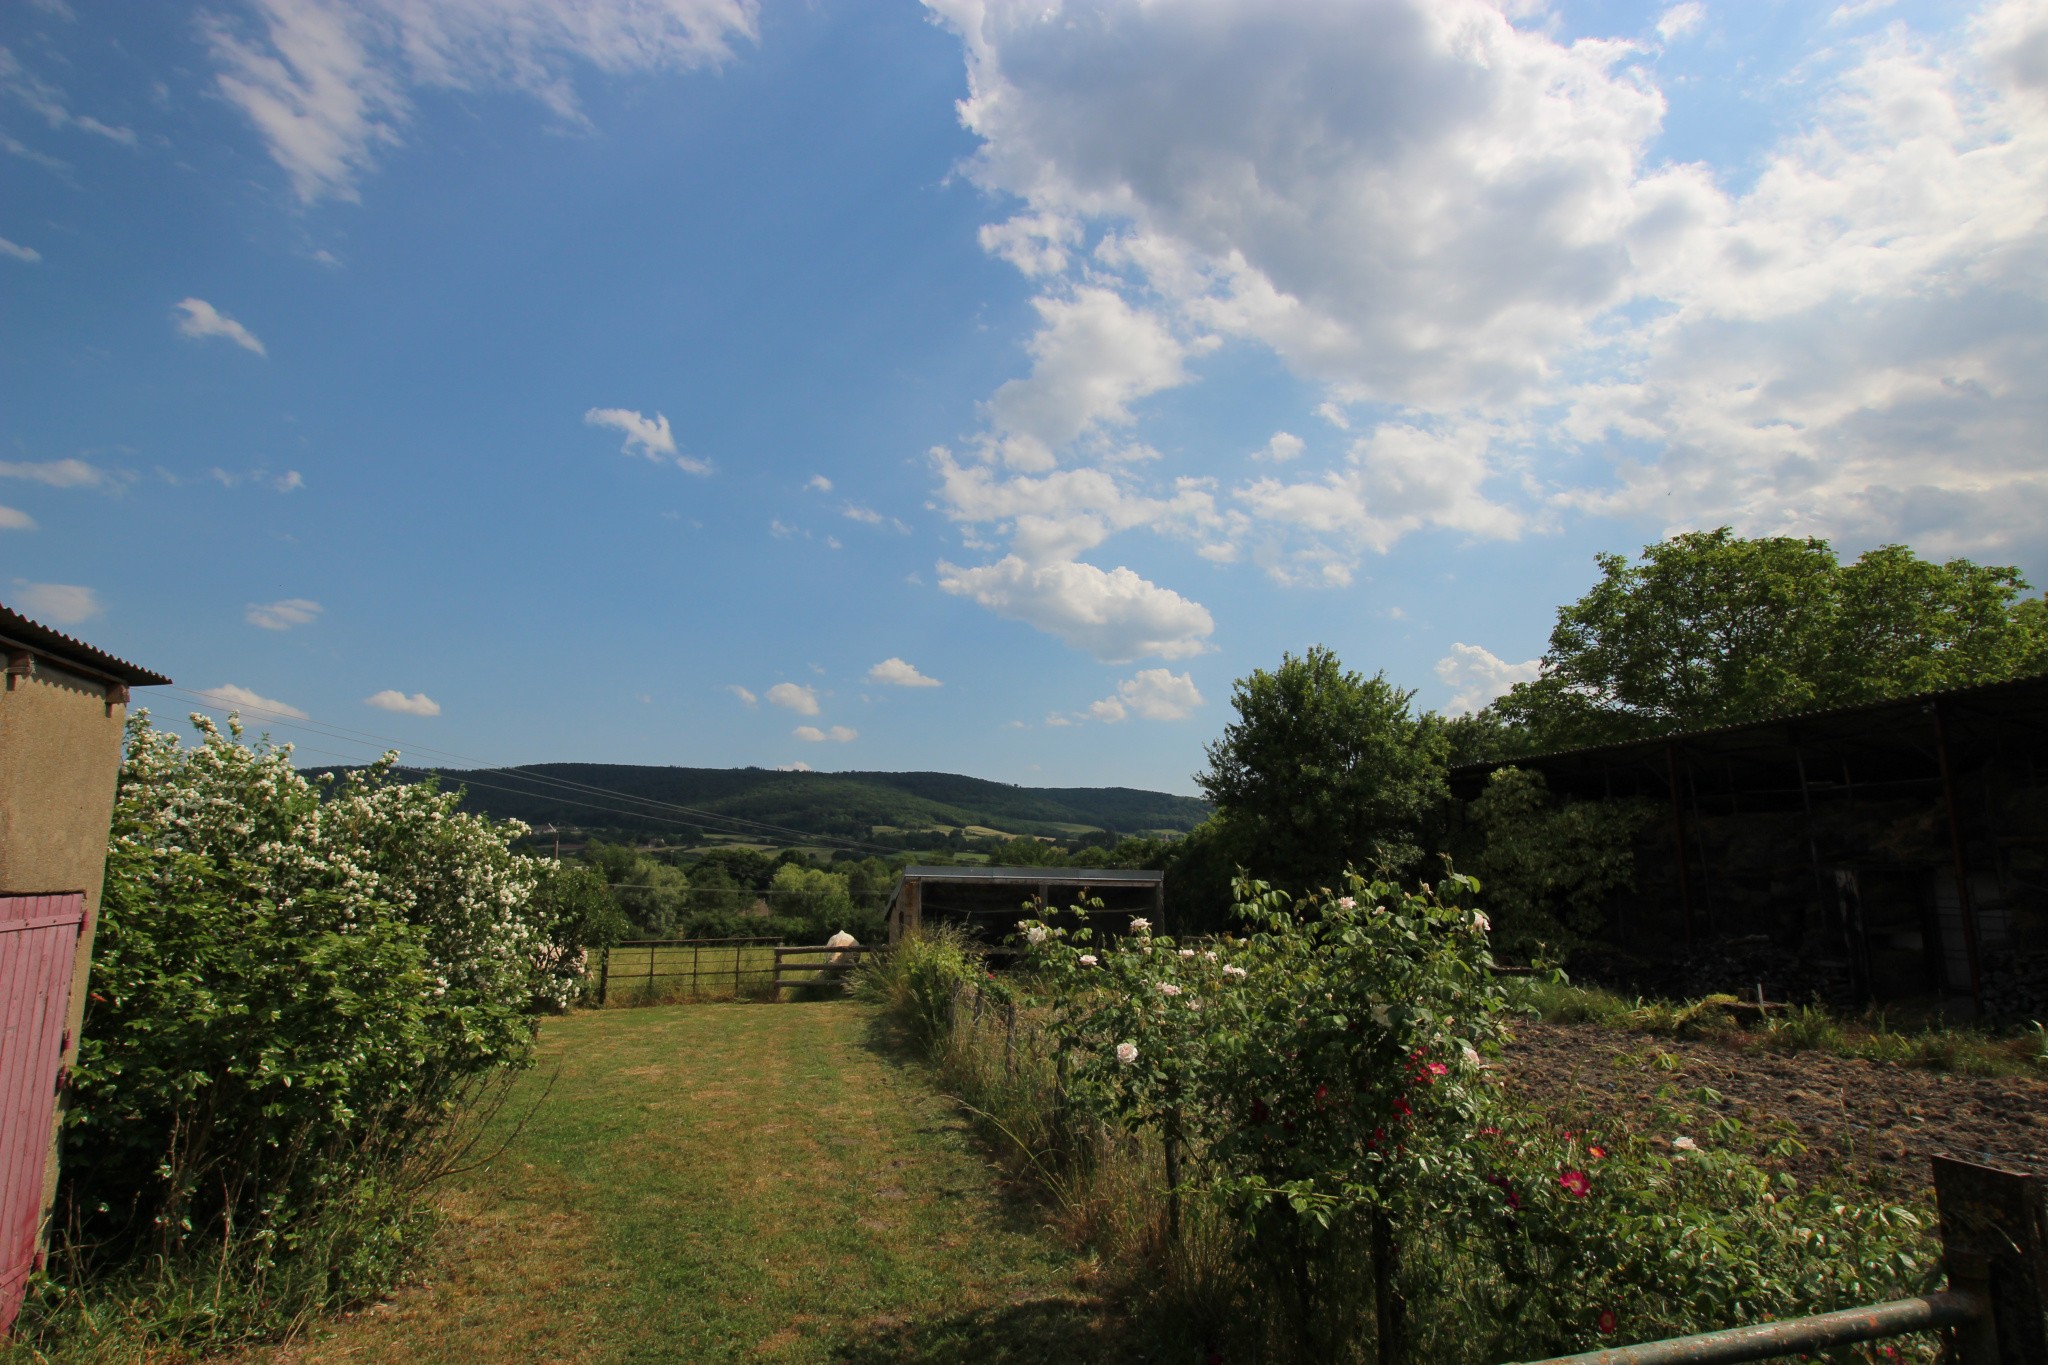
[262,1002,1122,1365]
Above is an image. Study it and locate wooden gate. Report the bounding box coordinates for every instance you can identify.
[0,892,85,1336]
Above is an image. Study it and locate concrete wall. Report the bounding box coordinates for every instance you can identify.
[0,657,128,1261]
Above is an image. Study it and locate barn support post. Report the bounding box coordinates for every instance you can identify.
[1931,701,1986,1008]
[1665,742,1697,948]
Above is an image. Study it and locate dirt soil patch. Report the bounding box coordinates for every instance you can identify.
[1503,1020,2048,1196]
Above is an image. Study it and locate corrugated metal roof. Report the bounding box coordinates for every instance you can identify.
[896,864,1163,883]
[1448,667,2048,782]
[0,602,170,687]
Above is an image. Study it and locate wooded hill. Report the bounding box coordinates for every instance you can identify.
[398,763,1211,843]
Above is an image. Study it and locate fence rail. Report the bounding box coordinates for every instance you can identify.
[1513,1155,2043,1365]
[596,938,880,1004]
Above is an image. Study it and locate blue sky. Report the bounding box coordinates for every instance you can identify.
[3,0,2043,796]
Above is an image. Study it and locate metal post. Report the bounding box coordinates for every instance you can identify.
[1931,701,1986,1008]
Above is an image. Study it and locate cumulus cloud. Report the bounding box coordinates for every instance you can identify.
[196,682,307,719]
[0,458,102,487]
[1088,668,1203,723]
[245,597,322,630]
[925,0,2048,576]
[586,407,710,473]
[727,684,758,706]
[869,657,941,687]
[0,237,39,263]
[0,506,33,530]
[777,760,814,771]
[793,724,857,742]
[365,689,440,716]
[938,555,1213,661]
[807,474,833,492]
[766,681,820,715]
[1435,643,1541,716]
[205,0,758,203]
[13,581,100,625]
[1252,431,1303,463]
[173,298,266,355]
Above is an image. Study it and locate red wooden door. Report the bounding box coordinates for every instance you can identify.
[0,892,85,1337]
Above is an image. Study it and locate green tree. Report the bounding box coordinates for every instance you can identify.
[1196,646,1448,894]
[1481,529,2048,756]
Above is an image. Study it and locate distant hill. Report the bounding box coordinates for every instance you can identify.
[355,763,1211,844]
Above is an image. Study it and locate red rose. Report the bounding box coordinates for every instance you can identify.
[1559,1169,1592,1198]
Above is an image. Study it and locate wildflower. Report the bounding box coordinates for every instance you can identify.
[1672,1135,1699,1152]
[1463,1044,1482,1066]
[1587,1144,1607,1160]
[1222,964,1248,979]
[1425,1062,1448,1080]
[1203,950,1218,961]
[1179,948,1197,958]
[1156,981,1182,997]
[1559,1170,1592,1198]
[1597,1309,1619,1336]
[1115,1041,1139,1066]
[1391,1096,1413,1119]
[1129,917,1152,935]
[1472,911,1491,932]
[1337,896,1357,910]
[1078,953,1099,967]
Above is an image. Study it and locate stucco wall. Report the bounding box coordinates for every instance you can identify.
[0,659,127,1260]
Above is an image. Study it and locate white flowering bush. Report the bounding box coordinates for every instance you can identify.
[61,712,574,1300]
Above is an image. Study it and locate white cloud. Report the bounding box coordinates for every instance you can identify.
[938,555,1213,662]
[12,581,100,625]
[1435,643,1541,716]
[793,724,857,743]
[245,597,322,630]
[1252,431,1303,463]
[925,0,2048,566]
[365,689,441,716]
[1088,668,1203,723]
[842,503,883,524]
[195,682,307,719]
[1315,402,1351,431]
[273,470,304,492]
[777,760,814,771]
[1656,3,1706,42]
[807,474,833,492]
[204,0,759,203]
[0,237,39,263]
[0,458,102,487]
[0,506,33,530]
[868,657,941,687]
[766,681,820,715]
[981,287,1204,473]
[585,407,710,473]
[173,298,266,356]
[727,684,758,706]
[0,44,136,146]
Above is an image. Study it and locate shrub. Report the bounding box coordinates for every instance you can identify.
[30,712,575,1350]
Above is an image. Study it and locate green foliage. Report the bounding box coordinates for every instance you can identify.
[1479,529,2048,757]
[34,712,563,1352]
[1467,767,1653,954]
[1197,646,1448,891]
[852,924,986,1050]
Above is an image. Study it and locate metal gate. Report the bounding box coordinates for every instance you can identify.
[0,892,85,1336]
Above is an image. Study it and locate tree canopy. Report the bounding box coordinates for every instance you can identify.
[1474,529,2048,757]
[1195,646,1447,895]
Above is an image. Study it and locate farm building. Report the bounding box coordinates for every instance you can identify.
[886,864,1165,945]
[1450,671,2048,1019]
[0,603,168,1334]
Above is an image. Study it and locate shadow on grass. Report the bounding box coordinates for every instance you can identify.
[833,1294,1198,1365]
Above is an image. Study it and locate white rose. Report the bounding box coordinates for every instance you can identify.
[1115,1041,1138,1066]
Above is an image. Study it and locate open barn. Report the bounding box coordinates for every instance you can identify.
[1451,672,2048,1018]
[885,865,1166,946]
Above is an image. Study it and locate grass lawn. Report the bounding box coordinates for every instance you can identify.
[252,1002,1132,1364]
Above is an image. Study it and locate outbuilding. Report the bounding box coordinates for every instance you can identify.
[0,603,168,1334]
[885,864,1165,945]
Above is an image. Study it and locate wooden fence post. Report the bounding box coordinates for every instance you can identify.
[597,945,610,1007]
[1934,1156,2047,1364]
[1163,1109,1183,1245]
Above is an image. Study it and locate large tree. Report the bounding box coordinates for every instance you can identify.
[1196,646,1448,895]
[1480,529,2048,756]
